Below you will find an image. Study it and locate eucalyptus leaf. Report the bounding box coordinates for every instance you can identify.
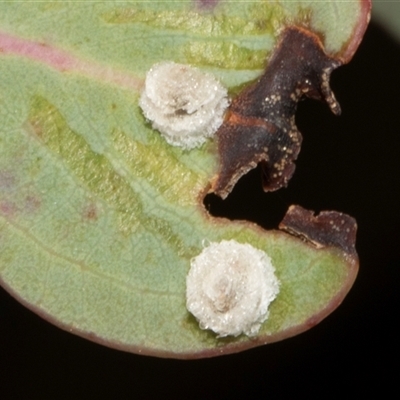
[0,0,370,358]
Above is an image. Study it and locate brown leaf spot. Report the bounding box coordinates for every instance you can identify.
[28,119,44,138]
[82,202,99,222]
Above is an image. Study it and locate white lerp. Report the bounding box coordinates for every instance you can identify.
[140,62,229,149]
[186,240,280,337]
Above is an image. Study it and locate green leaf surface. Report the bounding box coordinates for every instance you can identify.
[0,0,369,358]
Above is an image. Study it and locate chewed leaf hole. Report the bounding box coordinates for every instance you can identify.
[204,94,346,231]
[204,166,288,230]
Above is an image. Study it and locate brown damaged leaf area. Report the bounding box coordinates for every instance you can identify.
[280,205,358,258]
[210,25,359,265]
[212,26,342,199]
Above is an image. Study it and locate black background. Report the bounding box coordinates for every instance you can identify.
[1,22,399,398]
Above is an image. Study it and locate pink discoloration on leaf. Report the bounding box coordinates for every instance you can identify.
[0,31,143,91]
[0,200,17,217]
[196,0,220,10]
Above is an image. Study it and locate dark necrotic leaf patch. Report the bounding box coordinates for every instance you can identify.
[212,26,342,199]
